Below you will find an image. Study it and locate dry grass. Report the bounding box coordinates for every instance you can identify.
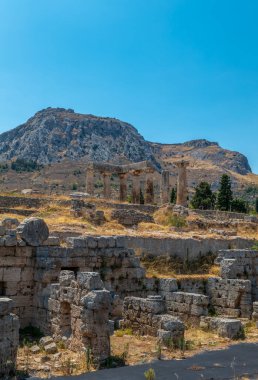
[111,323,258,366]
[141,254,219,279]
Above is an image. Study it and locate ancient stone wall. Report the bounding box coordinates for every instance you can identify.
[206,278,252,318]
[48,271,111,364]
[0,298,19,378]
[122,295,185,345]
[111,209,154,226]
[0,195,70,209]
[216,250,258,301]
[33,236,147,332]
[0,246,35,328]
[123,235,254,260]
[166,292,209,323]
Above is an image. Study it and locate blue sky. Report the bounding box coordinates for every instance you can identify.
[0,0,258,172]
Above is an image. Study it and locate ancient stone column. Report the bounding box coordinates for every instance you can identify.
[86,165,94,195]
[145,170,154,204]
[175,160,189,207]
[161,170,170,204]
[103,172,111,199]
[132,171,141,204]
[119,173,128,202]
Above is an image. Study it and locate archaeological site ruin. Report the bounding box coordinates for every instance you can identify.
[0,159,258,378]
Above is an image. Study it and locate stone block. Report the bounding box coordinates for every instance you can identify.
[77,272,103,291]
[44,342,58,354]
[0,298,14,316]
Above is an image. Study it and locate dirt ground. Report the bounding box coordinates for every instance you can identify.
[16,323,258,378]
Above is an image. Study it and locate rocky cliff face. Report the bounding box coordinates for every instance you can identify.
[0,107,157,166]
[0,108,252,177]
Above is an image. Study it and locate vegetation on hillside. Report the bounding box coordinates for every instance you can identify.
[11,158,42,172]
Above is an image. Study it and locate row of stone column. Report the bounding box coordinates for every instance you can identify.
[86,168,170,204]
[86,160,189,206]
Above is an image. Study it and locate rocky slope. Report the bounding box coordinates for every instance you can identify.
[151,139,251,175]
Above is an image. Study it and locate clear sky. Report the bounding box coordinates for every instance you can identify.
[0,0,258,172]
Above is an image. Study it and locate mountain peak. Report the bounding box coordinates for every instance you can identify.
[183,139,219,148]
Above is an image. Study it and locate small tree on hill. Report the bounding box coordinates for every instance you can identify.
[140,189,145,205]
[191,181,216,210]
[256,198,258,214]
[170,187,177,204]
[217,174,233,211]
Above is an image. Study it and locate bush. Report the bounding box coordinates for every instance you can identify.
[167,214,186,228]
[11,158,42,172]
[231,198,248,213]
[144,368,156,380]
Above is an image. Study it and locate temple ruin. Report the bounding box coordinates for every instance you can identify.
[85,161,171,205]
[85,160,190,207]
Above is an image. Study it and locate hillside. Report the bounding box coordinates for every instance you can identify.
[0,107,256,196]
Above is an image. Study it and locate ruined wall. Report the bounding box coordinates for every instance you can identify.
[166,292,209,323]
[48,271,111,363]
[0,298,19,378]
[122,295,185,345]
[33,236,147,332]
[216,249,258,301]
[0,195,70,209]
[206,278,252,318]
[0,246,34,328]
[111,209,154,226]
[124,235,254,260]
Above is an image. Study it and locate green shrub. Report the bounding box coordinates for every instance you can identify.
[167,214,186,228]
[144,368,156,380]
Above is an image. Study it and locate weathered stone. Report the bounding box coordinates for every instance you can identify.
[201,317,244,339]
[0,298,14,316]
[39,336,54,347]
[2,218,19,229]
[17,218,49,246]
[44,342,58,354]
[30,345,41,354]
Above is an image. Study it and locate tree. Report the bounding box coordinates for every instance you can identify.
[140,189,145,204]
[231,198,248,213]
[256,198,258,214]
[217,174,233,211]
[170,187,177,204]
[191,182,216,210]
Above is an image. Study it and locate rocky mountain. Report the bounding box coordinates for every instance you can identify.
[0,107,255,196]
[151,139,252,175]
[0,107,158,167]
[0,108,252,175]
